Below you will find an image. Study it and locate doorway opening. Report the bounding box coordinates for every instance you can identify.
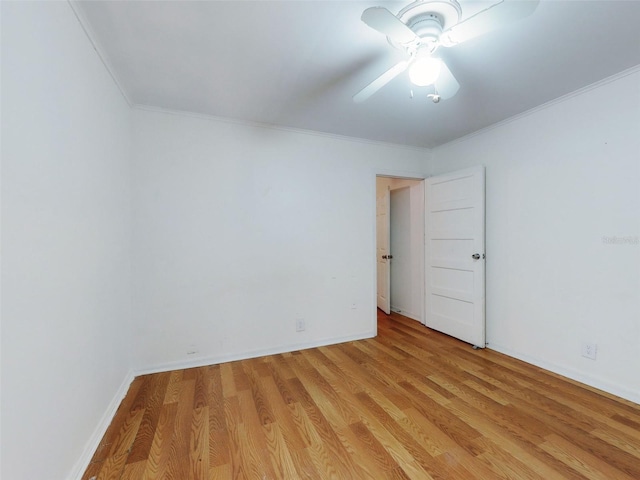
[375,167,486,348]
[376,175,425,324]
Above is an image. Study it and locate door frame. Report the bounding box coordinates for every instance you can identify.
[372,170,427,334]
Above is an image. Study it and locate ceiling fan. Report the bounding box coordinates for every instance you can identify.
[354,0,540,103]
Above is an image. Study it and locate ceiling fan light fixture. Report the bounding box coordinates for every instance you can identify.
[408,57,442,86]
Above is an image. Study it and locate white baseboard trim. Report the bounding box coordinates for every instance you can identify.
[68,369,136,480]
[390,307,421,323]
[134,331,376,376]
[488,343,640,405]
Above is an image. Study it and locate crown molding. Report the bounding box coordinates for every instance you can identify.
[133,104,432,153]
[434,64,640,151]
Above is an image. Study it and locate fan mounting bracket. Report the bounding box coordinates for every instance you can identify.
[388,0,462,49]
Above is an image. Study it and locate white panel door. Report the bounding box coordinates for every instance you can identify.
[425,166,485,347]
[376,187,391,314]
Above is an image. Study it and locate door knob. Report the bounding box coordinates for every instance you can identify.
[472,253,481,260]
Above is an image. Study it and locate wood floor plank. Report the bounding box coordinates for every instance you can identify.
[475,436,547,480]
[193,366,210,410]
[482,369,640,477]
[264,359,297,405]
[165,378,195,479]
[140,402,177,480]
[324,343,416,411]
[447,399,579,480]
[354,391,453,479]
[333,423,391,479]
[349,420,404,475]
[286,446,322,480]
[129,376,155,413]
[287,376,373,479]
[83,310,640,480]
[262,421,303,479]
[207,365,230,469]
[357,410,436,480]
[287,400,323,447]
[540,433,637,480]
[292,353,362,429]
[401,406,463,457]
[259,375,310,451]
[107,408,145,458]
[189,405,209,480]
[305,439,354,479]
[208,463,231,479]
[314,351,437,478]
[435,445,496,480]
[127,372,171,464]
[219,363,236,398]
[235,421,274,479]
[242,359,275,426]
[591,427,640,458]
[236,386,279,477]
[120,460,146,480]
[432,447,483,480]
[221,396,247,479]
[162,370,182,405]
[96,453,129,480]
[397,380,484,456]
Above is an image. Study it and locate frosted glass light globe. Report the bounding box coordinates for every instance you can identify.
[408,57,442,87]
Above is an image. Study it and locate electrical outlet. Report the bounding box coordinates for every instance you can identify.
[296,319,306,332]
[582,343,597,360]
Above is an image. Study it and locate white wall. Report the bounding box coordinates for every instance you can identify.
[131,108,429,372]
[1,3,132,479]
[430,69,640,403]
[391,187,412,313]
[389,187,420,319]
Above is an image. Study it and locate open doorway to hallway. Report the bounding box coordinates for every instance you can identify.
[376,176,425,323]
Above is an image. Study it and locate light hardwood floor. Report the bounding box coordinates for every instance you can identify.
[83,311,640,479]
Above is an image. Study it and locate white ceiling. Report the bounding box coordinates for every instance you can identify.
[75,0,640,148]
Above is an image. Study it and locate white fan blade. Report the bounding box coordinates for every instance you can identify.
[353,60,410,103]
[441,0,539,47]
[361,7,418,45]
[435,62,460,100]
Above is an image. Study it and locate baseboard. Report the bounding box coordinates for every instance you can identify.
[134,331,376,376]
[390,307,421,323]
[68,369,136,480]
[488,343,640,405]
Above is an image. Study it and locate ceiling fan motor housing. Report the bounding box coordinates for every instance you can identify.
[410,15,443,42]
[389,0,462,48]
